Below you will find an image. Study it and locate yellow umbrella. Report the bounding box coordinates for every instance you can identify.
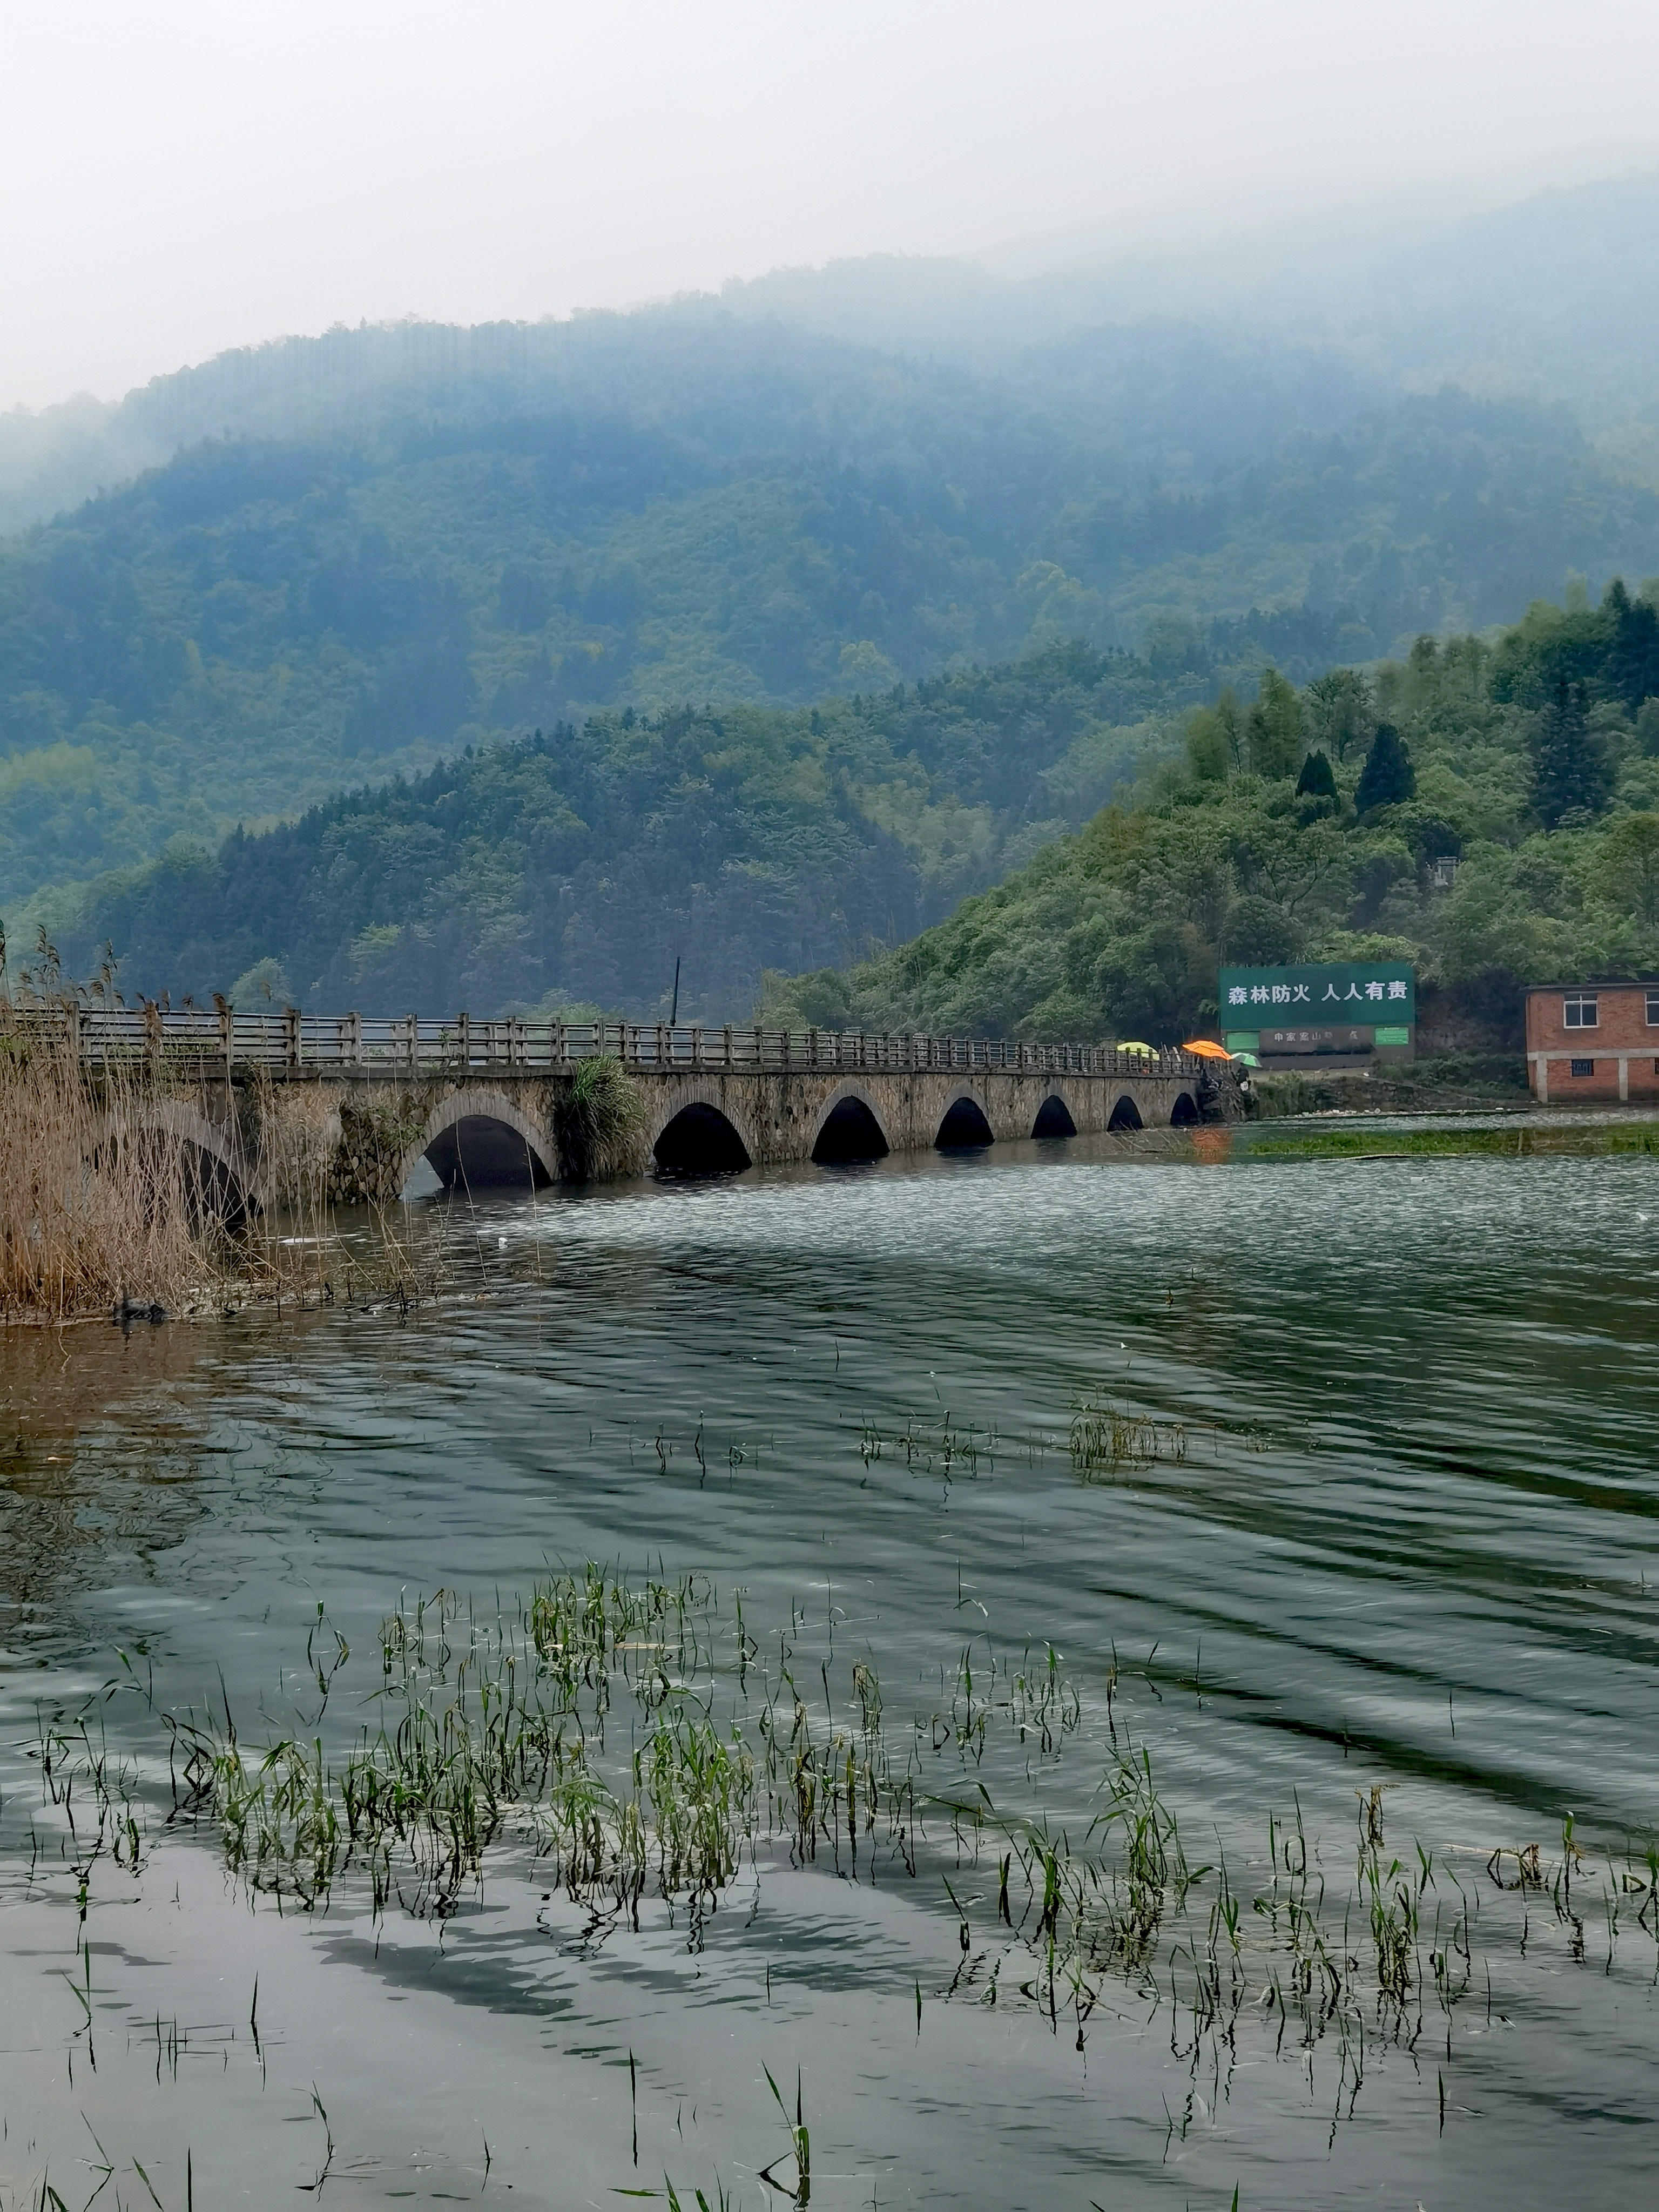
[1116,1040,1158,1054]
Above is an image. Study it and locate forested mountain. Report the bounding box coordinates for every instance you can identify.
[762,581,1659,1046]
[0,311,1355,911]
[42,581,1659,1035]
[7,170,1659,922]
[49,643,1197,1017]
[5,166,1659,962]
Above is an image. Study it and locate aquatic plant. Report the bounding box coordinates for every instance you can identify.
[858,1411,1001,1482]
[553,1053,648,1180]
[1068,1392,1188,1477]
[30,1561,1659,2146]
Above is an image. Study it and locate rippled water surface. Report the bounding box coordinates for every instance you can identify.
[3,1132,1658,2209]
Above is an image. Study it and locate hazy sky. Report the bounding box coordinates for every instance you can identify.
[4,0,1658,413]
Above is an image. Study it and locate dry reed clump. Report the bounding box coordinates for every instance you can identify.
[0,993,448,1325]
[0,1004,219,1326]
[253,1074,339,1207]
[553,1054,649,1180]
[1069,1391,1188,1476]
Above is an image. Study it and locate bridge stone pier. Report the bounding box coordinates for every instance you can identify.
[43,1007,1223,1210]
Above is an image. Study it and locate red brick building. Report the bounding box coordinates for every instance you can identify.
[1524,982,1659,1103]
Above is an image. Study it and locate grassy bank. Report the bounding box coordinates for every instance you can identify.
[1242,1120,1659,1159]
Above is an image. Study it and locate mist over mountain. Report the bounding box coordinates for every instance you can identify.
[727,167,1659,419]
[11,164,1659,532]
[3,166,1659,939]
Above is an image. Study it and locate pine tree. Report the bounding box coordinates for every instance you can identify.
[1528,678,1611,827]
[1602,579,1659,715]
[1294,748,1338,800]
[1354,723,1416,812]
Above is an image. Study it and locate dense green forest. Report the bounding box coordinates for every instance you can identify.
[46,643,1199,1017]
[5,237,1659,916]
[763,581,1659,1045]
[38,582,1659,1036]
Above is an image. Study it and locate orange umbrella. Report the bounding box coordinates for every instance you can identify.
[1182,1038,1234,1060]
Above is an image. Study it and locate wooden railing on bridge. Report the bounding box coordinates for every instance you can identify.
[6,1003,1199,1082]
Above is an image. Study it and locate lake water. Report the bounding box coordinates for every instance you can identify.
[3,1131,1658,2209]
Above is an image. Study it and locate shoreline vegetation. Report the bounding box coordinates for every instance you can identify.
[0,971,444,1327]
[1240,1120,1659,1158]
[1251,1053,1531,1115]
[1,999,206,1328]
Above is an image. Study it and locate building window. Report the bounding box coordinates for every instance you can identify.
[1647,990,1659,1026]
[1562,994,1599,1028]
[1570,1058,1595,1078]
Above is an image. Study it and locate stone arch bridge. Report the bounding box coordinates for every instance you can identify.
[49,1007,1221,1211]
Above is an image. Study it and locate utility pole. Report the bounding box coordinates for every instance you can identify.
[670,957,680,1024]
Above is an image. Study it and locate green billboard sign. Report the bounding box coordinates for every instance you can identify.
[1219,961,1415,1052]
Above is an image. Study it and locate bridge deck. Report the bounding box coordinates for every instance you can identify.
[18,1006,1199,1084]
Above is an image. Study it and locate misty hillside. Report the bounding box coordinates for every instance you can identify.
[2,330,1657,920]
[4,168,1659,922]
[729,169,1659,423]
[11,168,1659,527]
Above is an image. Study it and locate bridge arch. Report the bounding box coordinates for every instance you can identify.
[1031,1091,1077,1139]
[1170,1089,1200,1127]
[652,1096,754,1178]
[396,1087,556,1196]
[810,1083,891,1165]
[96,1099,263,1223]
[1107,1093,1144,1132]
[935,1087,995,1150]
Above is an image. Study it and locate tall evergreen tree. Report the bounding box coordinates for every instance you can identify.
[1354,722,1415,812]
[1294,748,1338,800]
[1528,678,1611,827]
[1602,579,1659,714]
